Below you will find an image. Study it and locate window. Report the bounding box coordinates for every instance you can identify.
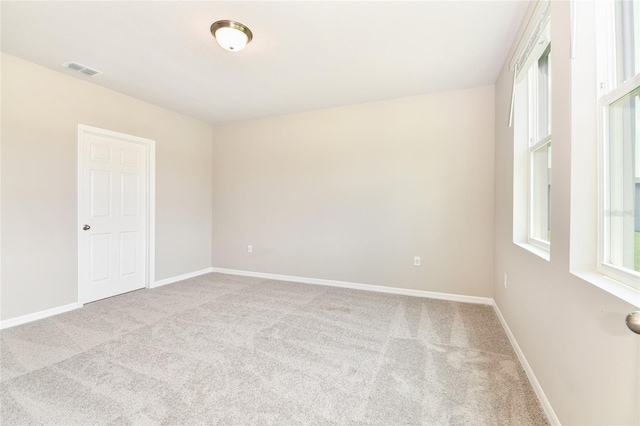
[598,0,640,289]
[512,1,552,256]
[529,47,552,248]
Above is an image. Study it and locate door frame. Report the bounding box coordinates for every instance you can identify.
[77,124,156,307]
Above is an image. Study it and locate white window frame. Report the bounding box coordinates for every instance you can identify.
[527,45,552,252]
[595,0,640,291]
[511,1,552,258]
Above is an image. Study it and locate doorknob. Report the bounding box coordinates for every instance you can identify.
[625,312,640,335]
[83,224,91,231]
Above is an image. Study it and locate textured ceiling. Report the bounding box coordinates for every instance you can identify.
[1,1,528,124]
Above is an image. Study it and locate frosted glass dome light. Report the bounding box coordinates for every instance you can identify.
[210,20,253,52]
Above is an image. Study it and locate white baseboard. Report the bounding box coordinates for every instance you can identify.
[151,267,214,288]
[492,301,560,426]
[211,267,493,305]
[0,302,78,330]
[0,267,215,329]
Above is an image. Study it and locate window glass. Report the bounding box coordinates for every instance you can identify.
[531,144,552,243]
[616,0,640,84]
[605,87,639,273]
[537,47,552,140]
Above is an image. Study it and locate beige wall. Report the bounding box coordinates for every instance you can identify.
[0,53,213,320]
[493,2,639,424]
[212,86,496,297]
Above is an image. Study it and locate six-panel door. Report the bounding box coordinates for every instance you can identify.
[80,131,148,303]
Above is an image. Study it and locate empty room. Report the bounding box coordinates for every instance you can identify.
[1,1,639,425]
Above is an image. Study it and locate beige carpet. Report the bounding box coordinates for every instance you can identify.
[1,273,548,425]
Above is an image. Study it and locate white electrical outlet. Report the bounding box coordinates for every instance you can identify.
[248,245,253,253]
[414,256,421,266]
[503,273,507,288]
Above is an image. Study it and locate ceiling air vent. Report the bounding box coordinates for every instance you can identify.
[62,62,102,77]
[80,68,100,76]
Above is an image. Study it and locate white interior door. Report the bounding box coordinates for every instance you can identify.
[79,125,154,304]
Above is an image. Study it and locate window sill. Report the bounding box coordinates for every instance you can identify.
[571,270,640,308]
[514,242,550,261]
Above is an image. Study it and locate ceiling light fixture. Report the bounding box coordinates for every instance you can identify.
[210,20,253,52]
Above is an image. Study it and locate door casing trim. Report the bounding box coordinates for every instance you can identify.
[77,124,156,306]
